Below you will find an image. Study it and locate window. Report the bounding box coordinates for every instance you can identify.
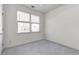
[17,11,30,33]
[17,11,30,22]
[18,22,30,32]
[31,24,39,32]
[31,14,40,32]
[0,6,2,33]
[31,14,40,23]
[17,11,40,33]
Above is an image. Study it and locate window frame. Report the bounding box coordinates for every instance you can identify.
[30,14,40,32]
[18,22,30,33]
[17,10,40,33]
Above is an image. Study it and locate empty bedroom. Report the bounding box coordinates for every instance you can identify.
[0,4,79,55]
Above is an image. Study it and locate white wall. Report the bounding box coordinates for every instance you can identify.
[45,5,79,50]
[0,5,2,54]
[3,4,45,48]
[0,35,2,54]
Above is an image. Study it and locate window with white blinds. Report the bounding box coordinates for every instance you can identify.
[17,11,40,33]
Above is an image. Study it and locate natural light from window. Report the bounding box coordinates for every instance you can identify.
[17,11,40,33]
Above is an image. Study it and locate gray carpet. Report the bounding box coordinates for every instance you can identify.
[2,39,79,55]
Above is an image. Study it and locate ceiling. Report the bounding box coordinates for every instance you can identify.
[24,4,63,13]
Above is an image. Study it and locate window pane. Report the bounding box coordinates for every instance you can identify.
[31,14,40,23]
[0,6,2,33]
[18,22,30,33]
[17,11,30,22]
[31,24,39,32]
